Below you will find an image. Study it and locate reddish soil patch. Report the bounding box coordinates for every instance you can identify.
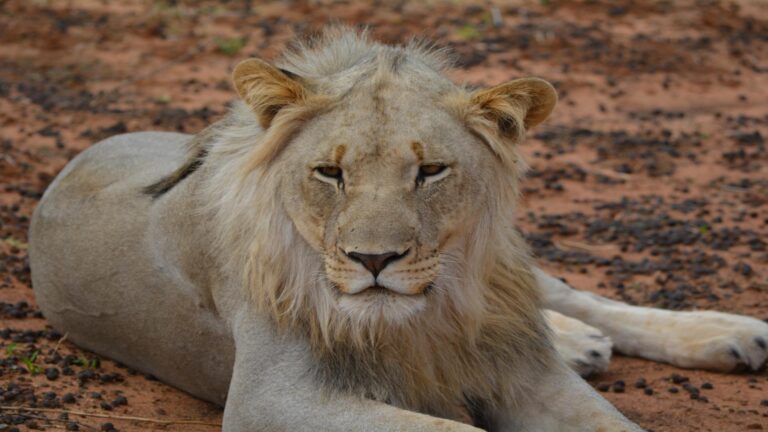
[1,0,767,430]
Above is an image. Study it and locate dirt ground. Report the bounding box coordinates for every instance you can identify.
[1,0,767,430]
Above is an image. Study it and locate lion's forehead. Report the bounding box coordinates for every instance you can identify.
[312,102,475,166]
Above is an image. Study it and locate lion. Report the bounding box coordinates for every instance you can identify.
[29,28,767,431]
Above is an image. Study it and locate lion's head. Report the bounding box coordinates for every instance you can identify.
[200,28,557,416]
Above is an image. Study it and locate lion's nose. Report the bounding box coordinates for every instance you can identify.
[346,250,408,278]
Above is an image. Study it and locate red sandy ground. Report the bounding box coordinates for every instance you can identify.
[0,0,767,431]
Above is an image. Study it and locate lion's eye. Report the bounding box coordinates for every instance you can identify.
[314,166,343,182]
[416,164,449,185]
[419,164,446,177]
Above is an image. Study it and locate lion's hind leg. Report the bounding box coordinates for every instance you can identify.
[545,310,613,377]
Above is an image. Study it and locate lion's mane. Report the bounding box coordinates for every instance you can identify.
[182,28,553,421]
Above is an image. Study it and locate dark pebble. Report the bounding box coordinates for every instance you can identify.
[760,399,768,406]
[100,423,116,431]
[77,370,95,382]
[99,373,123,384]
[65,422,79,431]
[112,395,128,406]
[62,393,76,404]
[612,380,625,393]
[671,374,689,384]
[634,378,647,389]
[44,368,59,381]
[644,388,654,396]
[99,402,112,411]
[597,383,611,392]
[701,382,714,390]
[668,387,679,394]
[41,392,60,408]
[682,383,699,394]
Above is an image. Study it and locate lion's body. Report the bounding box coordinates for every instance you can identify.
[30,132,234,404]
[29,28,768,432]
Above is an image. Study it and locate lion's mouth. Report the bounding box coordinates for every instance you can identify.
[348,283,434,296]
[365,285,390,294]
[349,285,400,296]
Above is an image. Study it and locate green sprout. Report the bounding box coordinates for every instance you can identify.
[20,350,41,375]
[74,356,99,369]
[456,24,482,41]
[215,37,246,56]
[3,237,27,249]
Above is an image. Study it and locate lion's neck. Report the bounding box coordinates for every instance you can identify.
[305,280,554,421]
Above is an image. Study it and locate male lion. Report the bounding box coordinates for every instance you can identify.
[29,29,767,431]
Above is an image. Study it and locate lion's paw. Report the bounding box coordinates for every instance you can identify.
[662,311,768,372]
[545,310,613,377]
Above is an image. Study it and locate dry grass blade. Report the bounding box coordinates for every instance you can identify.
[0,406,222,428]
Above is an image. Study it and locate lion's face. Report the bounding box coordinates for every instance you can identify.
[231,42,556,324]
[279,80,495,317]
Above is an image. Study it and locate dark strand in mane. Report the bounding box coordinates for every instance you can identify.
[143,147,207,198]
[143,124,221,198]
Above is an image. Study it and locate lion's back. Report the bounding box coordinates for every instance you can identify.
[41,131,191,203]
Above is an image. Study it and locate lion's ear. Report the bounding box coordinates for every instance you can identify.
[469,78,557,140]
[233,58,310,129]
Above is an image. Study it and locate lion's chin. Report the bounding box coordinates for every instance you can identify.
[337,289,428,324]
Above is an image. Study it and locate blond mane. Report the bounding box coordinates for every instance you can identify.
[193,28,553,420]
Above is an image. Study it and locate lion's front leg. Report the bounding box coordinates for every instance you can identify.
[545,310,613,377]
[494,362,644,432]
[536,268,768,372]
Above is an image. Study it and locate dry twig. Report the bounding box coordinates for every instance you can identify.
[0,405,222,428]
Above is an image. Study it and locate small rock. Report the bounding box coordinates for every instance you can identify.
[612,380,625,393]
[44,368,59,381]
[670,374,689,384]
